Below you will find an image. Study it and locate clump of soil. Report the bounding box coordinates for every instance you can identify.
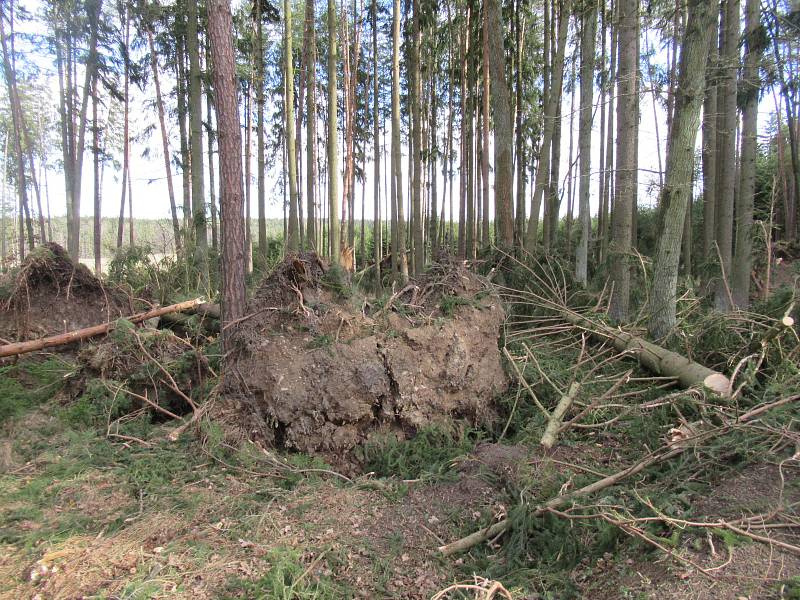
[0,243,130,342]
[225,253,509,471]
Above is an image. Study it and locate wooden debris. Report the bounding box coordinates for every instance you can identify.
[540,381,581,449]
[557,307,731,398]
[0,298,203,358]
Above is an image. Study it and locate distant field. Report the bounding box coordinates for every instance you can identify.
[1,216,286,260]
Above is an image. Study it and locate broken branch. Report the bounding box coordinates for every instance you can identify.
[0,298,204,358]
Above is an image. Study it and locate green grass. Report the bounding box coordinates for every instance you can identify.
[222,547,351,599]
[361,425,479,480]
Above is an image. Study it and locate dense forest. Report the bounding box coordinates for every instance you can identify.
[1,0,799,597]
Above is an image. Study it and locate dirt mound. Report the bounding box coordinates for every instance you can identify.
[0,243,130,342]
[224,253,509,471]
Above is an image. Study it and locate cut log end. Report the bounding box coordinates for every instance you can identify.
[782,316,795,328]
[703,373,731,398]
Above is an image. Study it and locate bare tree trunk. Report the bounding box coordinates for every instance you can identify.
[0,0,34,256]
[117,6,130,249]
[486,0,514,248]
[206,67,219,252]
[649,0,716,339]
[285,0,300,252]
[304,0,318,250]
[600,0,617,264]
[481,6,491,249]
[458,17,469,259]
[147,27,181,252]
[526,0,568,251]
[176,36,192,241]
[731,0,761,309]
[207,0,247,350]
[187,0,208,286]
[514,5,527,247]
[576,0,596,285]
[429,65,439,254]
[411,0,424,273]
[713,0,739,312]
[92,73,101,274]
[565,56,576,250]
[244,84,252,272]
[255,2,267,263]
[328,0,341,266]
[372,0,381,285]
[701,31,718,262]
[608,0,638,322]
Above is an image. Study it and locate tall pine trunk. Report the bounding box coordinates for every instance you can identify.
[731,0,761,308]
[187,0,208,285]
[486,0,514,248]
[576,0,596,285]
[304,0,318,250]
[148,27,181,251]
[207,0,246,350]
[713,0,739,311]
[649,0,716,339]
[255,2,267,262]
[328,0,341,266]
[608,0,638,322]
[285,0,300,251]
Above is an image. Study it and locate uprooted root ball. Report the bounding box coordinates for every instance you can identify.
[220,253,509,472]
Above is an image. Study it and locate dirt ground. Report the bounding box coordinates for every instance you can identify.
[0,406,527,599]
[576,462,800,599]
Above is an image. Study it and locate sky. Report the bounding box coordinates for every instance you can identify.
[2,0,782,230]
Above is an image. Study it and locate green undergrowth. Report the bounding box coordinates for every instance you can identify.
[221,547,351,599]
[0,357,75,423]
[361,426,481,480]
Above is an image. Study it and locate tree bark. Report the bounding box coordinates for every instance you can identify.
[731,0,761,309]
[92,73,101,274]
[608,0,638,322]
[187,0,208,285]
[486,0,514,249]
[0,299,203,358]
[147,28,181,252]
[390,0,407,278]
[372,0,382,288]
[207,0,247,348]
[328,0,341,266]
[411,0,424,273]
[576,0,596,285]
[713,0,739,312]
[0,0,34,255]
[255,1,267,262]
[285,0,300,252]
[304,0,318,250]
[526,0,569,252]
[701,32,718,262]
[649,0,716,340]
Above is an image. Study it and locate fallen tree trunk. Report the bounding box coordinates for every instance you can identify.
[190,302,221,320]
[160,302,221,333]
[558,307,731,398]
[0,298,203,358]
